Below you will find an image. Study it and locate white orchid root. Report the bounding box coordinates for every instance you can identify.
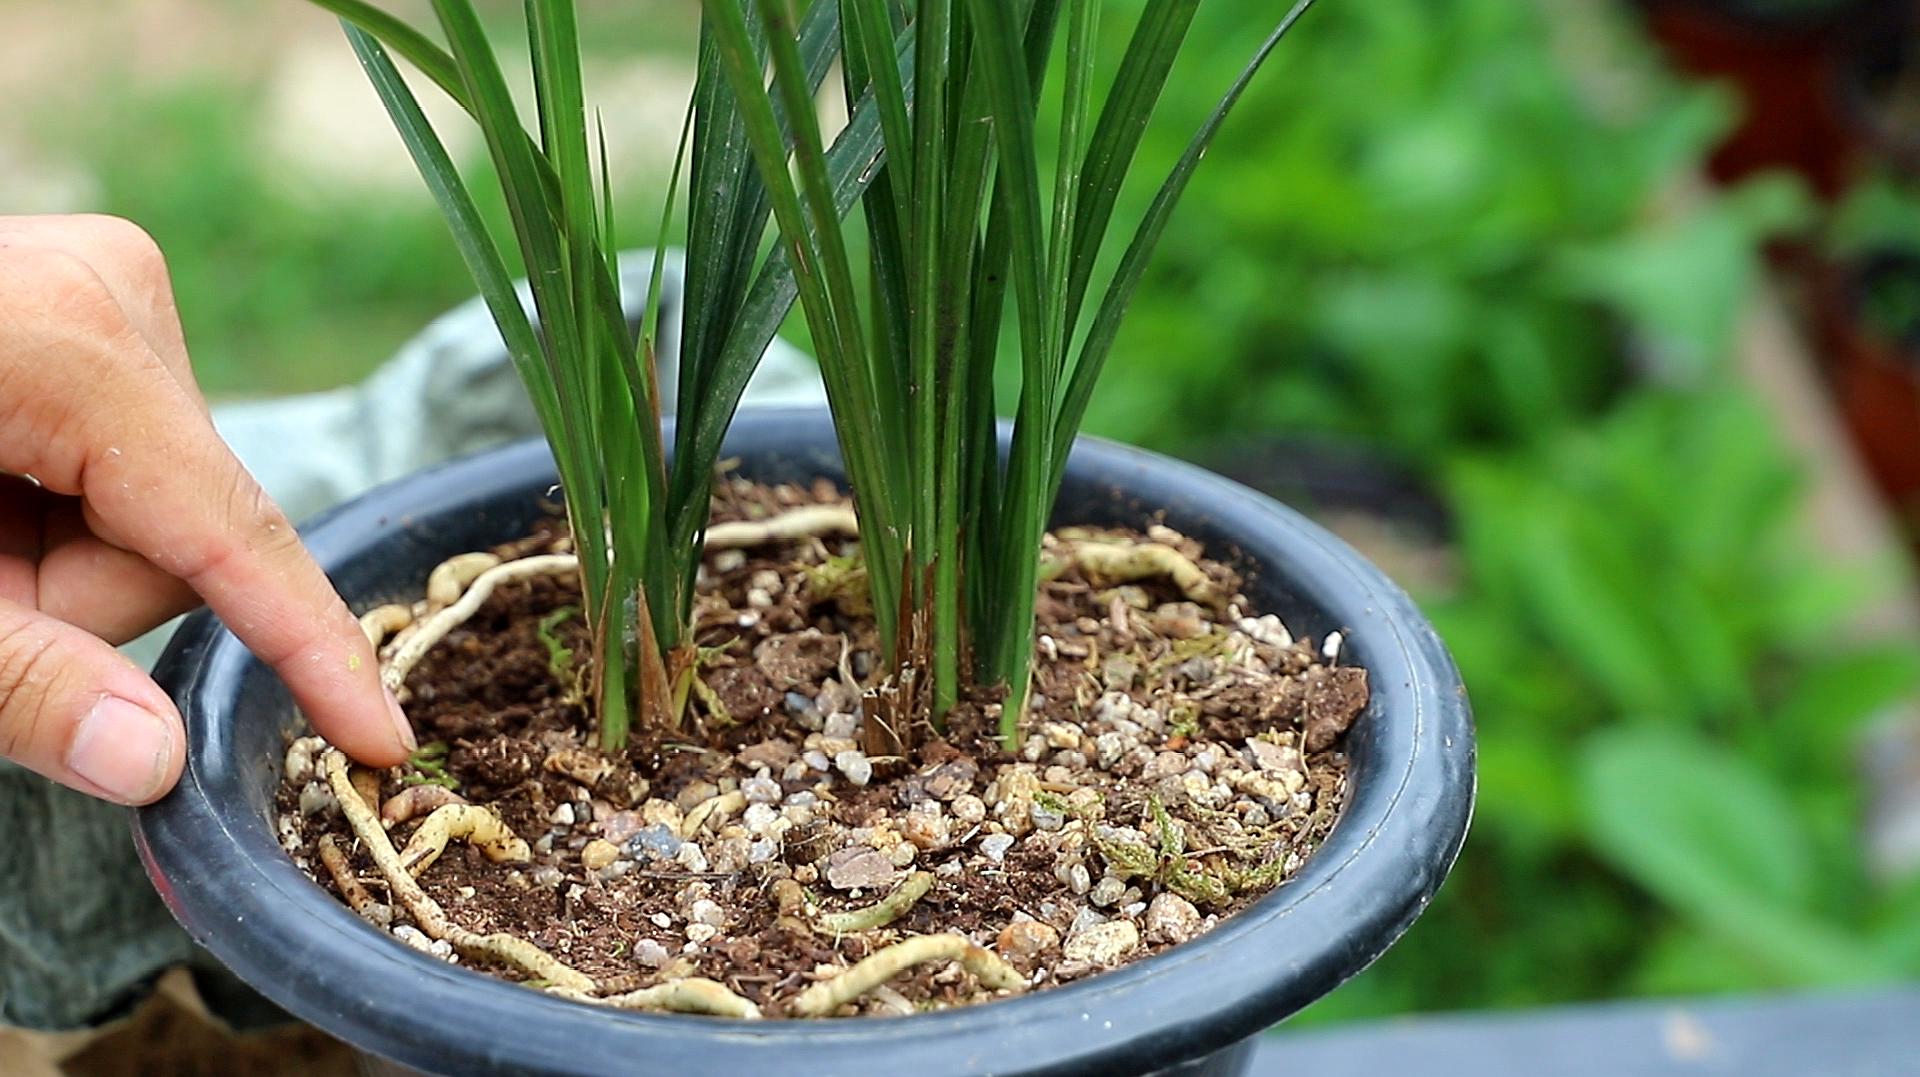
[427,552,502,609]
[550,979,762,1019]
[705,505,858,550]
[380,785,469,828]
[383,554,580,694]
[790,934,1025,1017]
[1063,541,1225,611]
[323,749,594,993]
[817,871,934,934]
[396,804,530,876]
[359,605,414,648]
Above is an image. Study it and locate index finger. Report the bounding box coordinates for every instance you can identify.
[1,244,414,768]
[95,413,416,767]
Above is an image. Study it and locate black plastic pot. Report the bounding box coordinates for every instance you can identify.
[135,408,1474,1077]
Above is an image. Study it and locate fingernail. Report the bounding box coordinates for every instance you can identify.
[69,696,173,804]
[385,688,418,753]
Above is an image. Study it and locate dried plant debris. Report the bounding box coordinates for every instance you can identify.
[279,479,1365,1019]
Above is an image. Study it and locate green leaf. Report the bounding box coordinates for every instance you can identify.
[1581,726,1898,984]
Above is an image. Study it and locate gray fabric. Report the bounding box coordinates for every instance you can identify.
[0,252,824,1030]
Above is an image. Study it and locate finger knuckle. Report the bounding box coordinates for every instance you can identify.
[71,214,168,285]
[0,619,66,758]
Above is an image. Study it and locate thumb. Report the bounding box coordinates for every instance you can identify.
[0,596,185,805]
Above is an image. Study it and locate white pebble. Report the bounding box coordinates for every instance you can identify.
[676,842,710,872]
[550,803,576,826]
[1322,631,1343,662]
[980,834,1016,863]
[741,776,782,804]
[686,923,719,943]
[823,712,860,739]
[690,899,726,927]
[950,794,986,825]
[650,912,673,928]
[835,750,873,787]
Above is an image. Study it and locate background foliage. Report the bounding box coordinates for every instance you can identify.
[8,0,1917,1026]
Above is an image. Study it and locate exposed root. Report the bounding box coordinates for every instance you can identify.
[817,871,934,934]
[790,934,1025,1017]
[359,605,414,648]
[349,766,383,817]
[381,785,469,828]
[383,554,579,694]
[427,552,502,609]
[551,980,761,1019]
[322,749,594,993]
[316,834,387,925]
[397,804,531,876]
[705,505,858,550]
[1064,541,1224,612]
[678,790,746,839]
[283,735,326,785]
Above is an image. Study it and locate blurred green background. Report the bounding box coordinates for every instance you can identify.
[5,0,1920,1028]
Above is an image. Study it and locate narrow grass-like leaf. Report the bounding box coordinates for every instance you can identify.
[1055,0,1318,490]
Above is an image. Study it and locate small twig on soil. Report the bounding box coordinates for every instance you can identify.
[678,790,746,839]
[551,979,761,1019]
[1059,541,1225,612]
[790,934,1025,1017]
[427,552,503,609]
[704,504,858,551]
[359,605,415,648]
[383,554,580,693]
[816,871,934,934]
[316,835,386,925]
[322,749,593,992]
[397,804,531,876]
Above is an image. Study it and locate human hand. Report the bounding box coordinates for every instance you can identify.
[0,214,414,805]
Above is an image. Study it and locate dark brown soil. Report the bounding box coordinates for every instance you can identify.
[277,477,1365,1018]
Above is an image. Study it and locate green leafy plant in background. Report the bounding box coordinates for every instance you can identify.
[1301,393,1920,1023]
[1077,0,1796,464]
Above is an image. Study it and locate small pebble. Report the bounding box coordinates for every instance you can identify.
[298,782,335,818]
[784,689,818,717]
[950,794,986,825]
[1064,920,1140,966]
[803,750,831,772]
[743,803,780,835]
[686,923,719,943]
[1068,862,1092,895]
[1090,876,1126,908]
[979,834,1016,864]
[748,838,779,864]
[1145,892,1204,945]
[888,843,917,868]
[1031,801,1066,832]
[676,842,710,873]
[690,899,726,927]
[581,839,619,871]
[627,824,683,861]
[530,866,564,888]
[835,750,873,787]
[650,912,674,928]
[742,776,782,804]
[823,712,860,739]
[634,939,670,967]
[825,846,896,890]
[997,920,1061,958]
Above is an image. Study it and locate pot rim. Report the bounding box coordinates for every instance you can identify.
[136,408,1473,1077]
